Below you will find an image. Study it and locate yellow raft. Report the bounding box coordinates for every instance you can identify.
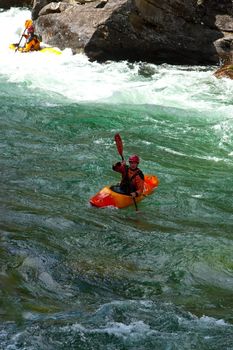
[9,43,62,55]
[90,175,159,209]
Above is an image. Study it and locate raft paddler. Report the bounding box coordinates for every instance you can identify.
[112,154,144,198]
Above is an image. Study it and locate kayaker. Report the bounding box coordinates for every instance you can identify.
[21,24,41,52]
[112,155,144,198]
[14,20,40,52]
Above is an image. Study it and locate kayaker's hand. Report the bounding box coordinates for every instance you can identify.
[122,160,126,166]
[131,192,137,198]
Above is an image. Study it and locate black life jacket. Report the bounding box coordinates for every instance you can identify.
[27,33,41,44]
[120,166,144,194]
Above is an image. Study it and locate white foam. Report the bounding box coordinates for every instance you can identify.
[199,315,229,326]
[0,8,233,116]
[61,320,152,338]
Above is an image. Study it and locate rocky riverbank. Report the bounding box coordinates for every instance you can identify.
[1,0,233,73]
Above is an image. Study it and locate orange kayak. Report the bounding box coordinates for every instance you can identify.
[90,174,159,209]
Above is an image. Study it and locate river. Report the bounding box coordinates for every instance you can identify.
[1,7,233,350]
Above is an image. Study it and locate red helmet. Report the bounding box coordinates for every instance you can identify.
[27,25,34,33]
[129,154,140,163]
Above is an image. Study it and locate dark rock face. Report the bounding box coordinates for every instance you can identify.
[33,0,233,65]
[133,0,232,65]
[0,0,32,8]
[31,0,59,20]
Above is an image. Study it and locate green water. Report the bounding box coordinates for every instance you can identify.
[1,74,233,349]
[1,6,233,344]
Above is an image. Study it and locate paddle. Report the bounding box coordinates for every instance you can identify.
[15,20,33,53]
[15,27,27,52]
[114,133,138,211]
[114,133,124,161]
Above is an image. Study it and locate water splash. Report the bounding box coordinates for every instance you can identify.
[0,8,233,115]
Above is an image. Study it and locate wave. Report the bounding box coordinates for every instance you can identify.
[0,8,233,116]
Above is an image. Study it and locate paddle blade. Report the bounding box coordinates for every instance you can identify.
[114,133,124,160]
[132,197,138,211]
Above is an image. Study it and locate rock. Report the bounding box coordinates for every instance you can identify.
[32,0,60,20]
[33,0,233,65]
[214,35,233,65]
[138,63,156,78]
[35,0,130,57]
[214,64,233,79]
[4,0,233,65]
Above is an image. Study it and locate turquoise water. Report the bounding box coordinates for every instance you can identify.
[1,7,233,350]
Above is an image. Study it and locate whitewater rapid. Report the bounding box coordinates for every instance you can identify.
[0,7,233,116]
